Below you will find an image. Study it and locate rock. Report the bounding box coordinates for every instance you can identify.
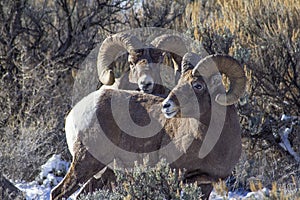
[0,173,25,200]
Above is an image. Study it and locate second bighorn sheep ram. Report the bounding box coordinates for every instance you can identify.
[97,32,188,95]
[51,53,246,200]
[70,32,188,196]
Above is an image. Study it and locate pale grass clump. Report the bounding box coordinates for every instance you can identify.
[212,176,299,200]
[232,138,299,199]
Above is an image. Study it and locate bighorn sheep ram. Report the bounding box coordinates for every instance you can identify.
[51,53,246,200]
[97,32,188,95]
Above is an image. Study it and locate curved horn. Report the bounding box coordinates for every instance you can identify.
[97,33,144,85]
[151,34,188,56]
[192,54,246,105]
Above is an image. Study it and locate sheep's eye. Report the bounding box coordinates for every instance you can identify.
[193,82,204,90]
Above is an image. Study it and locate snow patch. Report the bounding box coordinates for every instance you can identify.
[209,188,270,200]
[278,114,300,163]
[15,154,69,200]
[279,127,300,163]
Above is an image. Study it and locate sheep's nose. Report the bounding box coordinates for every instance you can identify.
[162,102,171,109]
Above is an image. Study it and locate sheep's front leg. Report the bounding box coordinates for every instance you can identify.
[50,141,106,200]
[185,173,214,200]
[198,183,213,200]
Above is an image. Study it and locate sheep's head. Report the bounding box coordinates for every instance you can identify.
[127,48,163,93]
[162,52,247,119]
[97,32,187,93]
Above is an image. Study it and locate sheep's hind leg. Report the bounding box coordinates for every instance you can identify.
[75,167,116,198]
[50,141,106,200]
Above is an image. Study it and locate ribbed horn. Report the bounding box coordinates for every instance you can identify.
[192,54,246,105]
[151,34,188,56]
[97,32,144,85]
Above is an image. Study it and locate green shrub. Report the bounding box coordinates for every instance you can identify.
[78,160,202,200]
